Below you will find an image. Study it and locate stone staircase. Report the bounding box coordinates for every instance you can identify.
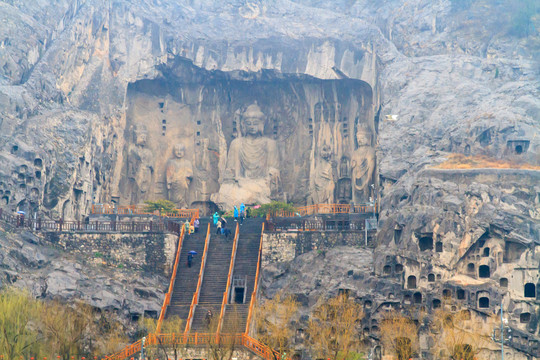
[165,219,209,322]
[221,218,264,333]
[190,232,235,332]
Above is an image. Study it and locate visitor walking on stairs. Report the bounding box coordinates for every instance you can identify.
[194,218,200,233]
[216,220,222,235]
[240,203,245,225]
[187,253,193,268]
[184,219,190,235]
[234,206,239,222]
[213,212,219,226]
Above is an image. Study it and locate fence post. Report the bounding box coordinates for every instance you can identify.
[112,219,117,232]
[59,219,63,232]
[38,218,41,230]
[77,220,81,231]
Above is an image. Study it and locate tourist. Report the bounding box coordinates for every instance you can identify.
[194,218,200,233]
[240,203,245,225]
[216,219,222,235]
[222,227,232,239]
[205,309,213,327]
[184,219,190,235]
[187,253,193,268]
[234,206,239,222]
[213,212,219,226]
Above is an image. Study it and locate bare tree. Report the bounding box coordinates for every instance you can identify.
[308,293,365,360]
[431,306,491,360]
[205,305,242,360]
[255,291,299,360]
[379,311,418,360]
[141,315,185,360]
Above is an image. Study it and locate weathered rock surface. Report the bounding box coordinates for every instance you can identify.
[0,0,539,358]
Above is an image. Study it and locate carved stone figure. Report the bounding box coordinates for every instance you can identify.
[225,102,280,183]
[166,143,193,208]
[351,125,376,203]
[127,125,154,200]
[213,103,281,207]
[310,142,335,204]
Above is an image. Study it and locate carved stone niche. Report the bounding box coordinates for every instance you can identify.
[122,59,374,209]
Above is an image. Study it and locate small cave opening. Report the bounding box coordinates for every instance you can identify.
[443,289,452,299]
[394,264,404,273]
[11,145,18,153]
[394,225,402,243]
[520,313,531,323]
[162,119,166,124]
[500,278,508,288]
[418,234,433,251]
[34,158,43,168]
[515,145,523,154]
[432,299,441,309]
[404,295,411,304]
[478,297,489,308]
[478,265,490,278]
[413,292,422,304]
[524,283,536,298]
[17,173,25,181]
[483,247,490,257]
[19,165,27,173]
[407,275,417,289]
[428,273,435,282]
[1,196,9,205]
[507,139,529,154]
[364,300,372,309]
[457,289,465,300]
[436,241,443,252]
[383,265,392,275]
[35,171,42,179]
[467,263,475,274]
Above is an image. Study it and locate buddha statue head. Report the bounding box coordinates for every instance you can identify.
[134,125,149,147]
[172,143,186,159]
[241,102,265,137]
[355,124,372,148]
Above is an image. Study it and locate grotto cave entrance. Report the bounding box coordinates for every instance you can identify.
[524,283,536,298]
[478,265,490,278]
[124,58,375,210]
[418,233,433,251]
[407,276,417,289]
[478,297,489,308]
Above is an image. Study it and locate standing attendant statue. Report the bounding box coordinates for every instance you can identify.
[166,143,193,208]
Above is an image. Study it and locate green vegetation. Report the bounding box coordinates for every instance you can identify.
[94,251,103,258]
[250,201,297,217]
[144,199,178,215]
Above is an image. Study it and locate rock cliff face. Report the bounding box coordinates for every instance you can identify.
[0,0,539,358]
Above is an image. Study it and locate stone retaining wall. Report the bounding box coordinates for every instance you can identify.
[44,232,178,275]
[262,231,373,265]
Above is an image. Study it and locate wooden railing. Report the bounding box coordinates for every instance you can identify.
[245,222,265,335]
[268,203,379,218]
[156,226,186,333]
[106,332,282,360]
[216,222,240,338]
[184,223,211,334]
[91,204,200,219]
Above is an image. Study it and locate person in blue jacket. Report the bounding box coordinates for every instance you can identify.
[234,206,239,222]
[213,212,219,226]
[240,203,245,225]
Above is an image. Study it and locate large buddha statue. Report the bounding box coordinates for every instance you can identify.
[351,124,376,203]
[225,103,280,182]
[309,141,335,204]
[213,103,281,207]
[166,143,193,208]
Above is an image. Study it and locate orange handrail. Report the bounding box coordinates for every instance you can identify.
[245,222,264,335]
[184,223,211,334]
[216,222,239,339]
[106,332,284,360]
[156,225,186,333]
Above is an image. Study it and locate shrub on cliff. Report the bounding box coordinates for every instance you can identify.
[251,201,297,217]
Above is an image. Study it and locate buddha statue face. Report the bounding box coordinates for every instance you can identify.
[241,103,265,137]
[173,144,185,158]
[355,127,372,148]
[134,127,148,147]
